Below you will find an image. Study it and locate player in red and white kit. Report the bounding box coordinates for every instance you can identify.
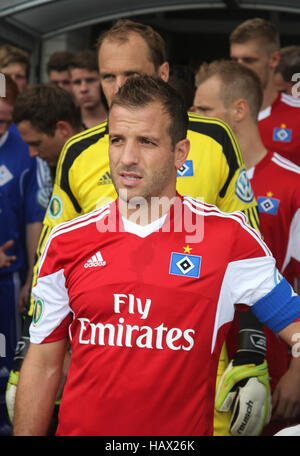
[258,94,300,166]
[246,151,300,432]
[248,152,300,294]
[28,196,281,437]
[192,60,300,433]
[230,17,300,166]
[13,76,300,436]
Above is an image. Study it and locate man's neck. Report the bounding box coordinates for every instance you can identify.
[261,78,278,111]
[235,121,268,170]
[117,193,176,226]
[81,103,107,129]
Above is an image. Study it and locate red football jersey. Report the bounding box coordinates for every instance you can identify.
[247,151,300,391]
[258,92,300,166]
[247,151,300,286]
[31,196,278,436]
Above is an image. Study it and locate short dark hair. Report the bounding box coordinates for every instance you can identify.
[275,46,300,82]
[69,49,98,73]
[96,19,167,71]
[109,75,188,148]
[13,83,82,136]
[47,50,75,74]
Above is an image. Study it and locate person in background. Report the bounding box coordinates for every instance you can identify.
[69,49,107,128]
[46,50,75,95]
[0,45,32,138]
[273,45,300,96]
[192,59,300,435]
[230,17,300,166]
[14,83,82,172]
[0,241,16,269]
[0,45,29,92]
[0,75,45,435]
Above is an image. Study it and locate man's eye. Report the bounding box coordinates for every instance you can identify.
[141,138,154,145]
[110,137,122,144]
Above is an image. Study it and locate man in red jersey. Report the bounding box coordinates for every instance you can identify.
[192,59,300,434]
[13,76,300,436]
[7,19,265,438]
[230,17,300,166]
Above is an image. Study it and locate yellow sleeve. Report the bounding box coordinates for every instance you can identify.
[177,113,260,232]
[27,124,117,316]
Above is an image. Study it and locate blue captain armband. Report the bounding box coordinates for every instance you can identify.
[252,278,300,334]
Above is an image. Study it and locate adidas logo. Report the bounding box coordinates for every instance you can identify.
[84,251,106,268]
[98,172,112,185]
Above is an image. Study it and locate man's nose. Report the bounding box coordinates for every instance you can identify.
[80,80,88,91]
[29,146,39,158]
[114,76,127,95]
[120,141,139,167]
[235,58,244,65]
[0,125,7,136]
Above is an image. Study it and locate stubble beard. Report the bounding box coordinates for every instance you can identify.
[111,154,176,212]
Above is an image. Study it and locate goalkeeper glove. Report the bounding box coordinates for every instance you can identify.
[5,334,30,422]
[6,370,19,423]
[215,360,272,436]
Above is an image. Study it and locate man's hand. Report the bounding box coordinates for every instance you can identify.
[18,281,31,313]
[0,240,16,268]
[215,360,272,435]
[272,358,300,420]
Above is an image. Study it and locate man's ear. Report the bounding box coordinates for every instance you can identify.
[269,50,280,70]
[55,120,72,139]
[231,98,248,123]
[174,138,190,170]
[158,62,170,82]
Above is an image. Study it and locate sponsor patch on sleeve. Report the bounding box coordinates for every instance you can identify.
[235,168,254,203]
[48,195,63,219]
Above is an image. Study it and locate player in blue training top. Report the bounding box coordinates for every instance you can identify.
[0,75,45,435]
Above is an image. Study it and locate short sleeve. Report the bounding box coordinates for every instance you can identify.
[30,230,72,344]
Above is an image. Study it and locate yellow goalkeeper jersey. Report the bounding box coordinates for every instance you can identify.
[28,113,259,316]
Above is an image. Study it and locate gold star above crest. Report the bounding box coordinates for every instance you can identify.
[183,245,192,254]
[267,191,273,197]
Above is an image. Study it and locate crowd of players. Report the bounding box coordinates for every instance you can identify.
[0,16,300,436]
